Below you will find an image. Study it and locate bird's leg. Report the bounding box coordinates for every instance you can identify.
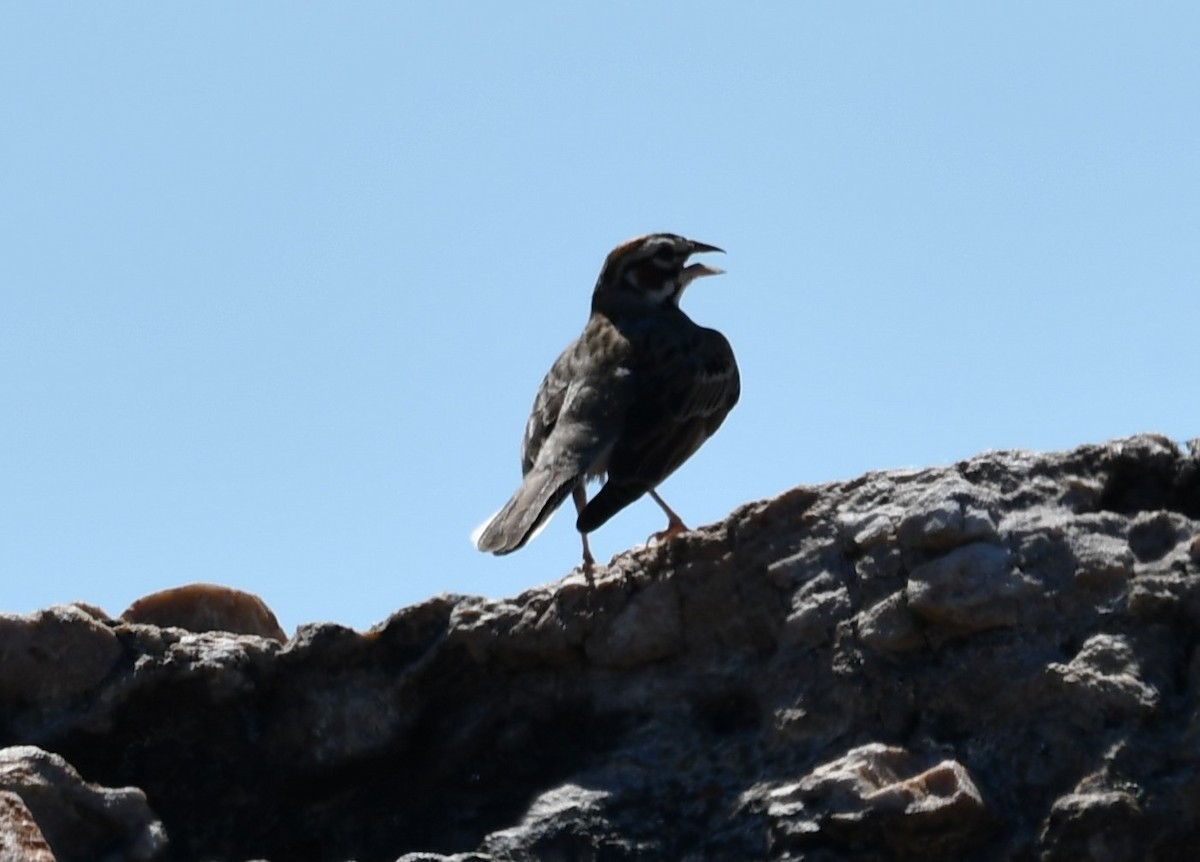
[647,489,689,543]
[572,484,596,581]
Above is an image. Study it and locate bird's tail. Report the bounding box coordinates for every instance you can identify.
[472,467,579,555]
[576,481,645,534]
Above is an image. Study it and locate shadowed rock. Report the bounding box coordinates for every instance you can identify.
[0,746,167,861]
[1,434,1199,861]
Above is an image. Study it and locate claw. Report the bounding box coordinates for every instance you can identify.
[647,489,689,544]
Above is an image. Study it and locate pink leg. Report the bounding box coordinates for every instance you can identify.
[647,489,689,542]
[572,484,596,571]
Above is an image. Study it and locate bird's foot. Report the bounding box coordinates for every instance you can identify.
[647,515,689,546]
[578,535,597,587]
[579,559,596,588]
[646,490,690,545]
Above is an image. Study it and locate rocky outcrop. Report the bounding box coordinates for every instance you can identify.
[2,434,1198,861]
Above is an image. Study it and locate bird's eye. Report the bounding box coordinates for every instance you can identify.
[652,244,676,261]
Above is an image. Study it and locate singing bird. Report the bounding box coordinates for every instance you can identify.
[472,233,740,569]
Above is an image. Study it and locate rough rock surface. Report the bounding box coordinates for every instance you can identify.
[0,746,166,862]
[0,789,56,862]
[2,434,1199,861]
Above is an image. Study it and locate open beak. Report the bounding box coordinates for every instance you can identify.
[681,240,725,283]
[681,262,725,282]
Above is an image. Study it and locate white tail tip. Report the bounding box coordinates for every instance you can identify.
[470,507,502,550]
[469,506,557,553]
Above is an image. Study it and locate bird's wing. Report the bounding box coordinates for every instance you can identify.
[475,323,636,554]
[622,325,739,479]
[520,364,567,476]
[578,326,739,532]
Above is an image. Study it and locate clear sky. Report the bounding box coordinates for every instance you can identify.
[3,4,1197,633]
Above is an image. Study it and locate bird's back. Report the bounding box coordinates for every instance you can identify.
[573,306,739,533]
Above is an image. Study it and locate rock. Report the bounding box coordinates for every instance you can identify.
[1071,530,1135,591]
[858,592,924,653]
[1040,788,1144,862]
[0,605,123,717]
[906,541,1040,633]
[120,583,288,641]
[479,783,620,859]
[0,790,55,862]
[751,743,989,856]
[896,481,999,550]
[0,746,167,862]
[1046,634,1160,726]
[1,434,1199,861]
[584,577,684,667]
[780,570,853,648]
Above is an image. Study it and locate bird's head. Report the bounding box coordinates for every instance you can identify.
[593,233,724,308]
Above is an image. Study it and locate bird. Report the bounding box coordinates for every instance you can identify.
[471,232,740,571]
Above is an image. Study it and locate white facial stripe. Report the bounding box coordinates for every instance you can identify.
[642,236,678,259]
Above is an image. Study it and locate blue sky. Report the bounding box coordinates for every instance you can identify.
[3,4,1197,633]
